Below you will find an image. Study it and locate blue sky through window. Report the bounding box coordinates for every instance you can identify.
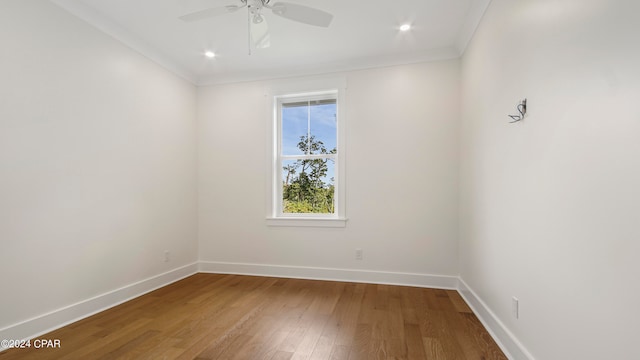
[282,101,337,185]
[282,102,336,156]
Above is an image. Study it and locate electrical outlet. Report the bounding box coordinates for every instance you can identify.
[512,297,519,319]
[164,251,170,263]
[355,248,363,260]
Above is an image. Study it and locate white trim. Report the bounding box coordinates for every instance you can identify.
[454,0,493,55]
[267,77,348,98]
[275,91,339,217]
[198,261,458,289]
[265,217,347,227]
[50,0,197,84]
[49,0,472,86]
[0,264,533,360]
[197,47,460,86]
[457,278,536,360]
[281,154,337,161]
[265,77,347,224]
[197,263,532,358]
[0,263,198,347]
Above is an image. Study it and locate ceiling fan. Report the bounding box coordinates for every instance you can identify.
[179,0,334,51]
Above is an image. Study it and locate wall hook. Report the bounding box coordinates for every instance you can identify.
[509,99,527,123]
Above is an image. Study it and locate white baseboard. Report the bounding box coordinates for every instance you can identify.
[0,263,198,345]
[457,278,535,360]
[198,261,459,289]
[200,262,534,359]
[1,262,533,360]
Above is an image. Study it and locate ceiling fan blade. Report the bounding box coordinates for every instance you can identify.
[251,15,271,49]
[179,5,240,22]
[269,2,333,27]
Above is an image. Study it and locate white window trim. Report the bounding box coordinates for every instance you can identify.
[265,77,347,227]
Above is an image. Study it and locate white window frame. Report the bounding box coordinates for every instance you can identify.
[265,78,346,227]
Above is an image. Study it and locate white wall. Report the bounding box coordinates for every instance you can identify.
[460,0,640,359]
[0,0,197,334]
[10,0,638,356]
[198,61,460,279]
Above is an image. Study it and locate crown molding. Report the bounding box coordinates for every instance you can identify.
[196,46,461,86]
[455,0,493,55]
[50,0,490,87]
[50,0,198,84]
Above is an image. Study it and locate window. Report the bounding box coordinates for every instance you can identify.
[266,81,346,227]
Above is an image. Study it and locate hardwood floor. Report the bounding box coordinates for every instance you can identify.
[0,274,507,360]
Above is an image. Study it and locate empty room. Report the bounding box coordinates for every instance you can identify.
[1,0,638,359]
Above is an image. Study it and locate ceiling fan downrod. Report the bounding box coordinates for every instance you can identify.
[179,0,333,53]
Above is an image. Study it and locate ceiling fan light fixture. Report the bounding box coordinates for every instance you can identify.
[271,4,285,16]
[253,14,264,24]
[400,24,412,32]
[205,51,216,58]
[180,0,334,54]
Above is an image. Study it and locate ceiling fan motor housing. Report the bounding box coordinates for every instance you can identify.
[179,0,333,51]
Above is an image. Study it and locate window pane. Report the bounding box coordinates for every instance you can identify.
[282,105,307,156]
[282,158,335,214]
[310,101,337,155]
[282,98,337,156]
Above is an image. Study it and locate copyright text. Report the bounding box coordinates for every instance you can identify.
[1,339,61,349]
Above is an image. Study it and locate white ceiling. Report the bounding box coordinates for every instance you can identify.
[51,0,491,85]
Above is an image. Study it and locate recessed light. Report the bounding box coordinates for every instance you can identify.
[205,51,216,58]
[400,24,411,32]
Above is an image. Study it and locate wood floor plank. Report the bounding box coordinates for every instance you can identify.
[309,283,357,359]
[447,290,473,314]
[270,351,294,360]
[404,324,427,360]
[328,344,350,360]
[333,283,365,348]
[346,323,372,360]
[422,337,448,359]
[0,274,506,360]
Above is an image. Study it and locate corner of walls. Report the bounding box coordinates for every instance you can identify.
[198,261,459,290]
[0,0,199,343]
[196,61,462,279]
[458,0,640,359]
[457,278,534,360]
[0,263,198,345]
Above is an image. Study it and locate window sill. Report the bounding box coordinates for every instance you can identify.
[266,217,347,228]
